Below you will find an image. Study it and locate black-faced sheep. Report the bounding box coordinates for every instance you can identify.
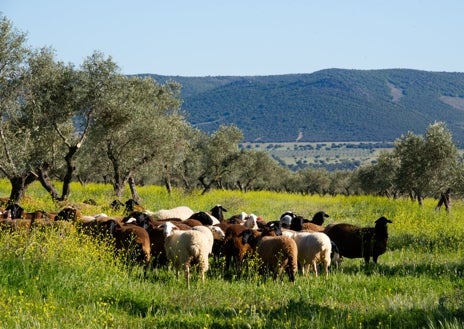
[124,199,144,213]
[110,199,125,211]
[54,207,82,221]
[325,216,392,264]
[288,211,329,232]
[210,204,227,222]
[241,225,297,282]
[123,211,154,229]
[159,221,211,289]
[279,211,294,228]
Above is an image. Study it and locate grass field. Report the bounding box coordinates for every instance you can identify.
[0,180,463,328]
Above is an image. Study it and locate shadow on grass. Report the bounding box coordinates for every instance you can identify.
[106,294,464,328]
[335,260,464,279]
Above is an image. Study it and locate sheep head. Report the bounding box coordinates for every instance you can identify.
[211,204,227,221]
[159,221,178,237]
[244,214,258,229]
[279,211,295,228]
[311,211,329,225]
[374,216,392,235]
[210,226,225,240]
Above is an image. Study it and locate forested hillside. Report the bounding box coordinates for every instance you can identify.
[146,69,464,146]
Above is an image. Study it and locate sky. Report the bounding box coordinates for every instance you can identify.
[3,0,464,76]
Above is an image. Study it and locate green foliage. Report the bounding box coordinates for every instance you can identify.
[0,181,463,328]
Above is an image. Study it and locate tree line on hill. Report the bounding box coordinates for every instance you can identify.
[1,15,463,209]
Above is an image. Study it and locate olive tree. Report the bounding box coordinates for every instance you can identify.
[356,151,399,197]
[294,168,331,196]
[0,16,43,201]
[393,122,459,205]
[196,125,243,194]
[83,71,188,198]
[227,149,283,192]
[22,48,85,201]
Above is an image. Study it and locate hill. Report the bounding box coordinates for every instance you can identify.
[144,69,464,146]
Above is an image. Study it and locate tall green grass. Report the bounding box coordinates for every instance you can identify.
[0,179,463,328]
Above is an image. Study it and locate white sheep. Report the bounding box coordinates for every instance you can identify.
[191,225,225,255]
[153,206,194,221]
[292,231,334,279]
[159,221,210,288]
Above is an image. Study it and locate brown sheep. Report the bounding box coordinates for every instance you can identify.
[241,224,297,282]
[221,224,252,273]
[80,217,151,267]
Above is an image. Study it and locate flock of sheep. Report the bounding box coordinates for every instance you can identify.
[0,200,393,288]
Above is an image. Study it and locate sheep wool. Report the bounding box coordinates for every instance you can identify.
[256,236,298,282]
[160,221,210,288]
[293,232,333,278]
[154,206,195,221]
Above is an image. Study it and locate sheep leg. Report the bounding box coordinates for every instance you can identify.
[312,261,318,277]
[286,266,295,282]
[184,264,190,289]
[364,255,370,264]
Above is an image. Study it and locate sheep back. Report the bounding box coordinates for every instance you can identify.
[191,225,215,254]
[164,229,210,274]
[293,232,332,277]
[256,236,298,282]
[154,206,194,221]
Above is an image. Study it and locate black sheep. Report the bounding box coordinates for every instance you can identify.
[325,216,392,264]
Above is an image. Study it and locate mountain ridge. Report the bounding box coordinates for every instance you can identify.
[141,69,464,146]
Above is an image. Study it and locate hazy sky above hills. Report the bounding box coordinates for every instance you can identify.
[3,0,464,76]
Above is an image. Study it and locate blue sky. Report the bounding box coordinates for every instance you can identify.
[3,0,464,76]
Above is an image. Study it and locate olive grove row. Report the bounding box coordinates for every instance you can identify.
[1,16,463,206]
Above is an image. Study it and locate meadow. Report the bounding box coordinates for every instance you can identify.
[0,179,463,328]
[242,142,393,169]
